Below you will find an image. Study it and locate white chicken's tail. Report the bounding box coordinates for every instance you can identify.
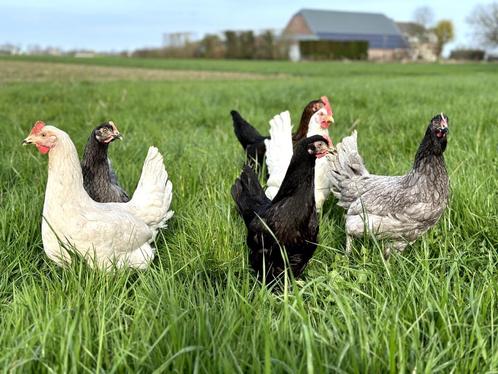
[328,131,369,209]
[264,111,293,200]
[127,147,173,237]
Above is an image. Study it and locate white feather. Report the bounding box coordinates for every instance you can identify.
[264,107,334,210]
[123,146,174,238]
[264,111,293,200]
[40,126,173,270]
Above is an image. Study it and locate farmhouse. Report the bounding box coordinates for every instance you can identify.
[283,9,409,61]
[396,22,438,61]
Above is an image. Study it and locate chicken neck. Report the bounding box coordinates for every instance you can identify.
[272,154,316,208]
[407,128,448,188]
[81,136,112,184]
[45,132,92,207]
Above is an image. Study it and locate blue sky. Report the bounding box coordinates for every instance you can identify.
[1,0,476,52]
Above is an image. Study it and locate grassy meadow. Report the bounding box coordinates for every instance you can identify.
[0,56,497,372]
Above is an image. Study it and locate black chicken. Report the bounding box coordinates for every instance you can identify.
[81,121,129,203]
[231,135,330,285]
[231,96,333,170]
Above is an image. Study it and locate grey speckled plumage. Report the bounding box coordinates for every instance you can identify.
[81,123,129,203]
[329,114,450,257]
[231,135,329,286]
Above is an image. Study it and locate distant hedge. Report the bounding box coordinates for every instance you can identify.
[449,49,485,61]
[299,40,368,60]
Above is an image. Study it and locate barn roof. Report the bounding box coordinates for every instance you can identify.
[291,9,408,49]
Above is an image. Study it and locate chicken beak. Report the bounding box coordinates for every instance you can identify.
[22,136,33,145]
[108,121,122,139]
[328,115,334,124]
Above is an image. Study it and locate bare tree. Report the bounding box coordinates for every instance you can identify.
[467,2,498,47]
[413,6,435,28]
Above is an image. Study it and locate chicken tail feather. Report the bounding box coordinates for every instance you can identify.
[128,147,174,236]
[231,165,270,226]
[264,111,293,200]
[328,130,369,209]
[231,110,265,149]
[231,110,267,169]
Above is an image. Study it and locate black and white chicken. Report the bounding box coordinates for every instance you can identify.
[231,97,333,170]
[81,121,129,203]
[329,114,450,257]
[263,99,335,210]
[231,135,330,285]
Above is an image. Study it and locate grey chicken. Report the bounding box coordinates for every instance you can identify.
[329,114,449,257]
[231,135,330,285]
[81,121,129,203]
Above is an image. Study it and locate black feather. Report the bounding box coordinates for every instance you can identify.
[232,135,327,286]
[230,110,267,170]
[81,123,129,203]
[413,113,449,169]
[231,165,271,226]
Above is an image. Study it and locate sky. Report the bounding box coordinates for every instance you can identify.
[0,0,478,53]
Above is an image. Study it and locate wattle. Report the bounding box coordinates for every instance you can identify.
[36,144,50,154]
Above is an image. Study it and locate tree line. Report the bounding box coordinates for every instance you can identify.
[133,30,289,59]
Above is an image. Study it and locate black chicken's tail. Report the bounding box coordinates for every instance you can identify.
[230,110,268,168]
[231,165,271,226]
[231,110,265,149]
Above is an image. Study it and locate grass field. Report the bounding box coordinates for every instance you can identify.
[0,56,497,372]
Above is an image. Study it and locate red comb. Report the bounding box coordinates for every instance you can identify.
[30,121,45,135]
[321,96,333,116]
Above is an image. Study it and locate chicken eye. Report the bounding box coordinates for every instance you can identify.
[42,133,46,137]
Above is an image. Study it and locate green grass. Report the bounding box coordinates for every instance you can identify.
[0,57,497,372]
[3,54,498,77]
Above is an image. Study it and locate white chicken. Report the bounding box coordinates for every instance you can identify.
[264,97,334,210]
[23,121,173,270]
